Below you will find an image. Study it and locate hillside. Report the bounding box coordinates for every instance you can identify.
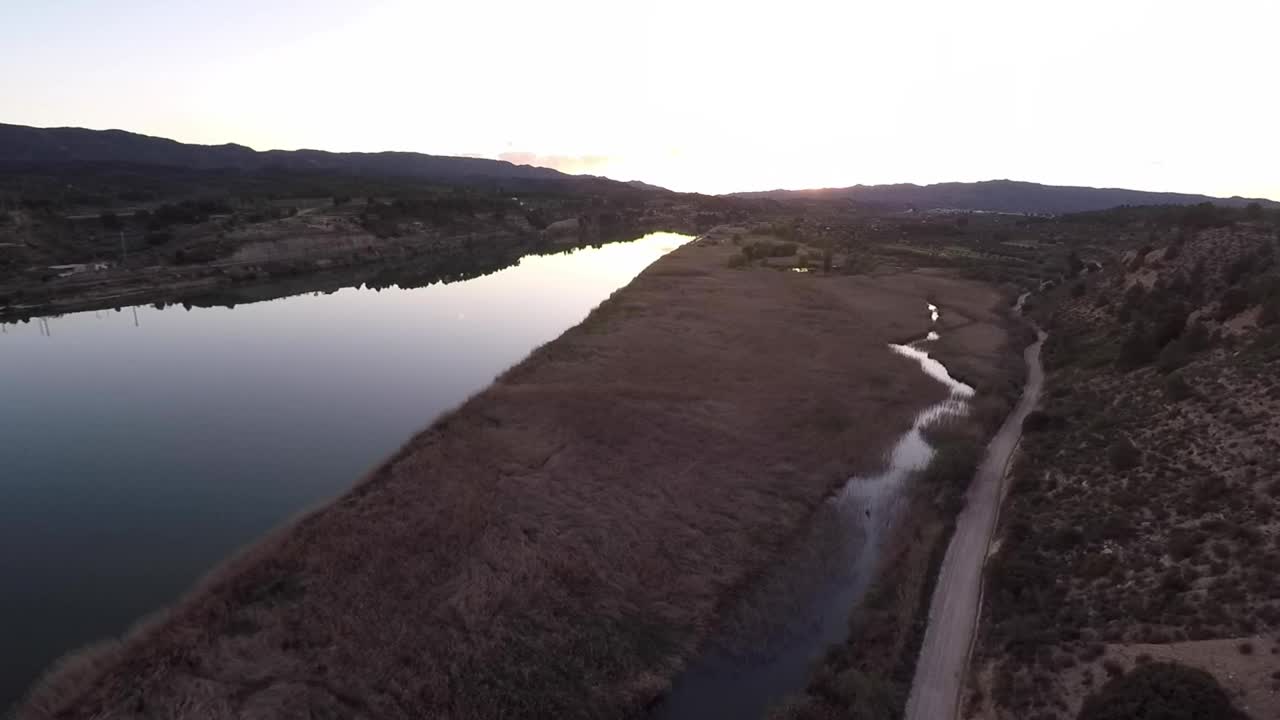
[733,180,1278,215]
[0,123,621,189]
[971,213,1280,719]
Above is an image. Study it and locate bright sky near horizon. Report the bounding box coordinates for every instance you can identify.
[4,0,1277,199]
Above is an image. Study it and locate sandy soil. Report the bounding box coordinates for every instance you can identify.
[19,236,1006,720]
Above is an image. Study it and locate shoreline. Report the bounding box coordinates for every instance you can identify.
[0,222,699,325]
[18,232,1009,719]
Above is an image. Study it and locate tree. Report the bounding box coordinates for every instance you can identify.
[1245,202,1263,220]
[1078,662,1246,720]
[99,211,122,231]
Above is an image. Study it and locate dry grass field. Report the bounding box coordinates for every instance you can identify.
[21,232,1007,720]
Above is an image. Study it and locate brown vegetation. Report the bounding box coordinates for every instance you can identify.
[971,222,1280,720]
[20,233,1002,719]
[759,271,1019,720]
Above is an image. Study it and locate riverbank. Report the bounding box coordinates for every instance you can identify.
[0,220,698,325]
[20,232,1007,719]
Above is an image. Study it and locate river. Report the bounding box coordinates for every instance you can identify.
[0,231,691,712]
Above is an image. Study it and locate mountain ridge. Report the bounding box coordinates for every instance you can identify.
[0,123,610,188]
[4,123,1273,212]
[730,179,1278,214]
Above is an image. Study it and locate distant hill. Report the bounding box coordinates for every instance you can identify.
[732,180,1278,215]
[0,123,609,188]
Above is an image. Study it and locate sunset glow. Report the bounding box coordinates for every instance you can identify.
[4,0,1277,199]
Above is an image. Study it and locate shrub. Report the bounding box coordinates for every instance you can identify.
[1118,321,1158,369]
[770,241,798,258]
[727,252,749,269]
[1167,530,1203,560]
[1108,438,1141,471]
[1022,410,1052,432]
[1216,288,1250,321]
[1078,661,1246,720]
[1191,476,1227,505]
[1163,373,1193,401]
[923,438,982,489]
[1183,322,1211,352]
[1156,339,1189,374]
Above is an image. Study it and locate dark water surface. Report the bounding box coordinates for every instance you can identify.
[0,232,690,712]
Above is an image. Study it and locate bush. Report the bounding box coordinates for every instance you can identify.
[1156,339,1190,374]
[1108,438,1141,471]
[1216,288,1250,321]
[1163,373,1193,402]
[1022,410,1053,432]
[1118,321,1158,369]
[727,252,749,269]
[923,438,983,489]
[1078,661,1246,720]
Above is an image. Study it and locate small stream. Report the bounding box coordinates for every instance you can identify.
[653,304,976,719]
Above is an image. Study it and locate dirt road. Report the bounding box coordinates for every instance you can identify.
[904,326,1046,720]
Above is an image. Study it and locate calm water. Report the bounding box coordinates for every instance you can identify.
[0,232,690,712]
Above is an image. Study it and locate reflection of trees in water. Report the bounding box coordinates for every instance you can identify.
[2,223,674,324]
[181,227,649,312]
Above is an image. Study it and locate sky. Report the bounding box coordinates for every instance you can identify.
[3,0,1278,199]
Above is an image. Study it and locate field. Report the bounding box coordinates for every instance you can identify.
[20,229,1010,719]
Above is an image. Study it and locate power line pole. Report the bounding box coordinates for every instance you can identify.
[120,230,127,265]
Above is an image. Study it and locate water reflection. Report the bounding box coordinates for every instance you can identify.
[890,343,974,397]
[0,232,691,712]
[656,303,975,719]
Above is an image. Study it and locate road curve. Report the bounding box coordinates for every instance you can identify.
[904,326,1046,720]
